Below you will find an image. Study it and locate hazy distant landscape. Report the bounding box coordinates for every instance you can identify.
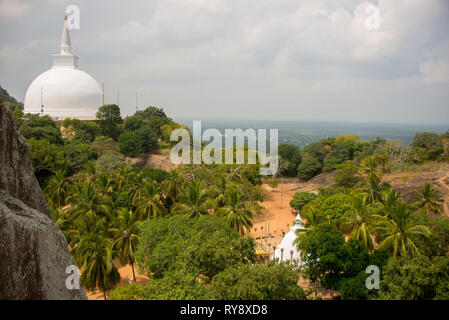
[178,119,449,148]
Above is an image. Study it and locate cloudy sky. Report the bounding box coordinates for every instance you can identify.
[1,0,448,124]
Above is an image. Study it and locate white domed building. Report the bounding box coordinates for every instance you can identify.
[24,17,102,120]
[273,214,303,265]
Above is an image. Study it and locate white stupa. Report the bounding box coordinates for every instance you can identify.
[273,214,303,265]
[24,16,102,120]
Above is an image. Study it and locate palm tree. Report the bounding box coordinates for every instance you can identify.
[380,187,402,216]
[45,169,69,207]
[360,156,383,202]
[115,166,132,193]
[54,206,79,247]
[75,232,120,300]
[344,193,377,252]
[110,208,141,282]
[77,161,98,185]
[208,176,228,208]
[294,207,327,259]
[69,210,106,252]
[215,188,253,234]
[132,180,166,219]
[67,183,111,220]
[117,168,144,206]
[97,172,117,200]
[162,170,185,207]
[172,180,211,217]
[413,183,444,216]
[373,201,430,257]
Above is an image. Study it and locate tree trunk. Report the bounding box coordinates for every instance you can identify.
[103,291,107,300]
[131,259,136,282]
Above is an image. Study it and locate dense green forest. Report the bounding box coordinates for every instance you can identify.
[279,132,449,179]
[2,85,449,300]
[290,164,449,299]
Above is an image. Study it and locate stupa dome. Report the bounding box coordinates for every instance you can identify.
[273,214,303,265]
[24,16,102,120]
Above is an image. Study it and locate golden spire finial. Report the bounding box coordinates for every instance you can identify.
[64,15,67,21]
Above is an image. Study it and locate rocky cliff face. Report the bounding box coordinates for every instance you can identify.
[0,101,50,217]
[0,99,87,299]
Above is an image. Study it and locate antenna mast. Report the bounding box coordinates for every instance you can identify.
[40,87,44,116]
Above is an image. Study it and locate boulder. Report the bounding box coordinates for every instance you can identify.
[0,191,86,299]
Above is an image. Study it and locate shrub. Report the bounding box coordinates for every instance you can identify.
[290,192,317,212]
[320,193,352,225]
[27,138,67,184]
[19,114,62,145]
[136,215,256,280]
[118,127,156,156]
[205,263,307,300]
[93,135,119,156]
[96,153,125,173]
[412,132,444,161]
[334,162,360,188]
[298,224,388,299]
[110,271,205,300]
[268,179,278,188]
[278,144,302,176]
[64,141,97,173]
[297,155,323,179]
[379,255,449,300]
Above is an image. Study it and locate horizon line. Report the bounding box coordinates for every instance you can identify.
[173,118,449,128]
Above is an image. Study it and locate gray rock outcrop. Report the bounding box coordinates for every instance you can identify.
[0,98,87,299]
[0,100,50,217]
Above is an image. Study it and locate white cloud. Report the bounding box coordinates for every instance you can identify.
[420,58,449,84]
[0,0,31,18]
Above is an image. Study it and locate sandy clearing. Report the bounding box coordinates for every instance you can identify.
[250,181,318,254]
[86,259,149,300]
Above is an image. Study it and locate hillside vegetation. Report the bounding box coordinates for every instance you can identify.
[2,87,449,300]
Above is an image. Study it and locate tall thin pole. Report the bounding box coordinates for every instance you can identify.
[265,208,268,237]
[277,212,280,237]
[280,177,283,209]
[40,87,44,116]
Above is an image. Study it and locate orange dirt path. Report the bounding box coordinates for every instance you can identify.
[250,182,317,252]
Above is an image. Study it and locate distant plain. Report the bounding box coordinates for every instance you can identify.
[177,119,449,148]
